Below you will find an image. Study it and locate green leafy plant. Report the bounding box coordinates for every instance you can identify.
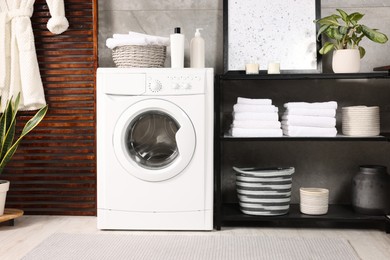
[0,93,48,174]
[314,9,388,58]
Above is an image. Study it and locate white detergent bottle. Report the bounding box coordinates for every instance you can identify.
[170,27,185,68]
[190,28,205,68]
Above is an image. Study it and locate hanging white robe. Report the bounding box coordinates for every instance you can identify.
[0,0,69,111]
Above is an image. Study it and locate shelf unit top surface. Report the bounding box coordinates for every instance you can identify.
[219,72,390,80]
[222,134,390,142]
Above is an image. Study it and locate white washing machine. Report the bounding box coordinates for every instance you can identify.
[96,68,213,230]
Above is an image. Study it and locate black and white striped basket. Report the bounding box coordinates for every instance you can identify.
[233,166,295,216]
[112,45,166,68]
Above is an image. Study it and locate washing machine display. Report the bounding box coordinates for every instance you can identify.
[126,110,179,169]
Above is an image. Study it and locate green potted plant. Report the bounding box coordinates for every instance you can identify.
[315,9,388,73]
[0,93,48,215]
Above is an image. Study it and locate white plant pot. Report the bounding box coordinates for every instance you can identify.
[332,49,361,73]
[0,180,10,216]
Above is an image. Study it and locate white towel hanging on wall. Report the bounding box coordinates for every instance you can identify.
[0,0,69,111]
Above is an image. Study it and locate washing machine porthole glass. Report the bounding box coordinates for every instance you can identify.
[125,111,180,169]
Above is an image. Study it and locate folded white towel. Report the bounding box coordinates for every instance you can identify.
[284,101,338,109]
[282,115,336,128]
[113,34,137,39]
[231,128,283,137]
[106,31,170,49]
[284,108,336,117]
[128,31,170,45]
[113,32,170,44]
[233,112,279,121]
[106,37,148,49]
[232,120,281,129]
[237,97,272,105]
[282,125,337,137]
[233,104,278,113]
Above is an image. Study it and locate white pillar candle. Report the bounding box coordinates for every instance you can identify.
[268,62,280,74]
[245,63,259,74]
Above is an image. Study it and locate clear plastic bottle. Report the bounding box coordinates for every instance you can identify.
[190,28,205,68]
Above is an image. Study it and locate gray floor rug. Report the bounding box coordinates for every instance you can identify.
[22,233,359,260]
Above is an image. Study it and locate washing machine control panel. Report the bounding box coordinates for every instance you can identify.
[146,72,206,95]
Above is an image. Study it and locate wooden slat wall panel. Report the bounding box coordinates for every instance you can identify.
[3,0,98,216]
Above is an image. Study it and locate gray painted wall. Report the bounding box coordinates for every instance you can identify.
[98,0,390,73]
[97,1,390,205]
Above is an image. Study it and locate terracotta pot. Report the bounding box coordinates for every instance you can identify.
[332,49,360,73]
[0,180,10,216]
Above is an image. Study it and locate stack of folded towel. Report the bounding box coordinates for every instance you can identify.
[106,31,170,49]
[230,97,282,137]
[281,101,338,137]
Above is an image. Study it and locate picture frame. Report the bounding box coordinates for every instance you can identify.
[223,0,321,73]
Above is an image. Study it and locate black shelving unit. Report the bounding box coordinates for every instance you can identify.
[214,72,390,232]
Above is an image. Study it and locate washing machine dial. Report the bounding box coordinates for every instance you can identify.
[149,80,163,92]
[172,83,181,90]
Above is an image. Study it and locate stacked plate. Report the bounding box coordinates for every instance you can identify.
[300,188,329,215]
[233,166,295,216]
[342,106,380,136]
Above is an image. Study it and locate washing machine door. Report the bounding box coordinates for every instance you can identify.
[113,99,196,182]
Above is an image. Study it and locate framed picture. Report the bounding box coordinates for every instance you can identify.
[223,0,321,73]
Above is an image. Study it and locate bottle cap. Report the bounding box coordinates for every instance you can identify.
[195,28,203,37]
[174,27,181,34]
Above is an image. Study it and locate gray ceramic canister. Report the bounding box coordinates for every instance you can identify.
[352,165,390,215]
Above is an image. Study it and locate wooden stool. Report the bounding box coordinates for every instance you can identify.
[0,209,24,226]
